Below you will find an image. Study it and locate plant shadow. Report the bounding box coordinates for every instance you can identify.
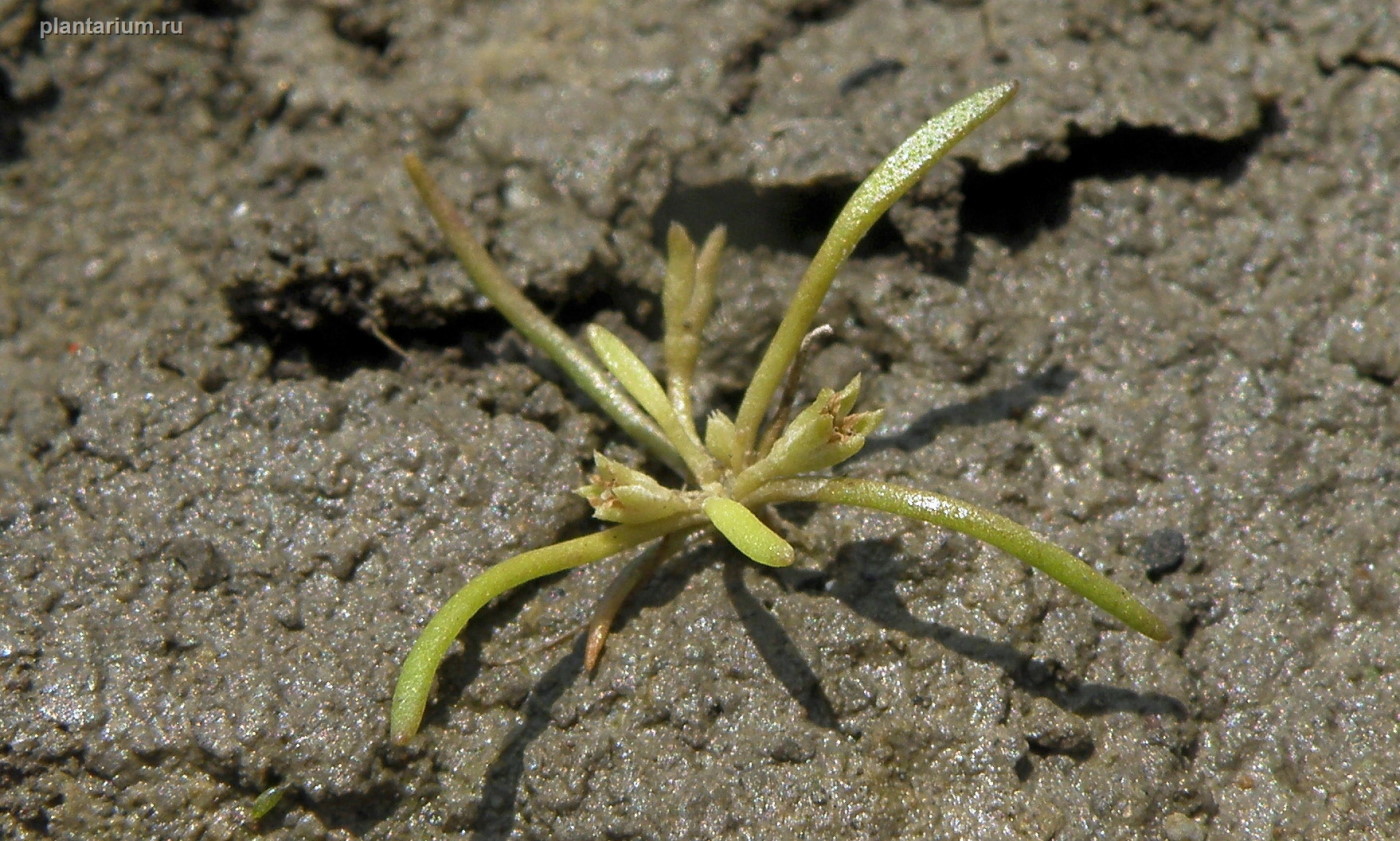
[778,537,1186,718]
[471,635,587,840]
[462,528,1181,839]
[860,363,1075,457]
[463,540,714,840]
[722,563,847,733]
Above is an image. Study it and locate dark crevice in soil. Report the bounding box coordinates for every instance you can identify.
[657,104,1280,276]
[1333,54,1400,76]
[179,0,255,17]
[1359,369,1397,388]
[1026,736,1095,761]
[326,6,395,58]
[229,105,1282,382]
[224,269,471,378]
[243,320,404,380]
[651,179,904,257]
[960,103,1282,248]
[225,267,391,378]
[224,256,653,380]
[0,66,60,163]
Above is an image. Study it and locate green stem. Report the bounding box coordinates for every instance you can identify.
[730,82,1019,467]
[390,514,701,743]
[753,477,1170,641]
[404,154,685,474]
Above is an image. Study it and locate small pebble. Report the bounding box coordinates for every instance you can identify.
[1140,528,1187,580]
[1163,812,1206,841]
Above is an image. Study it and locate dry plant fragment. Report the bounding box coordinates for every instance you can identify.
[391,80,1170,746]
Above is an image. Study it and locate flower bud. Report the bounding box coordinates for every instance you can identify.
[737,377,883,490]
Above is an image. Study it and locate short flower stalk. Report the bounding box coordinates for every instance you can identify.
[391,80,1170,746]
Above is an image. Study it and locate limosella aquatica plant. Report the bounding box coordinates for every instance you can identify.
[391,81,1170,745]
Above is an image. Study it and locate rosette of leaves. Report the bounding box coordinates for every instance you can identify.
[391,81,1170,744]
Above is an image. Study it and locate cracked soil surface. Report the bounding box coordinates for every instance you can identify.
[1,1,1397,839]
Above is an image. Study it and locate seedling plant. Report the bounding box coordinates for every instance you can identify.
[391,81,1170,745]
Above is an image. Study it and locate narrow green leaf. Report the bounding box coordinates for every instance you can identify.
[587,324,717,481]
[731,82,1019,466]
[403,155,684,474]
[391,515,702,743]
[753,478,1171,640]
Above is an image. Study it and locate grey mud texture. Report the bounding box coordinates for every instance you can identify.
[1,1,1397,839]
